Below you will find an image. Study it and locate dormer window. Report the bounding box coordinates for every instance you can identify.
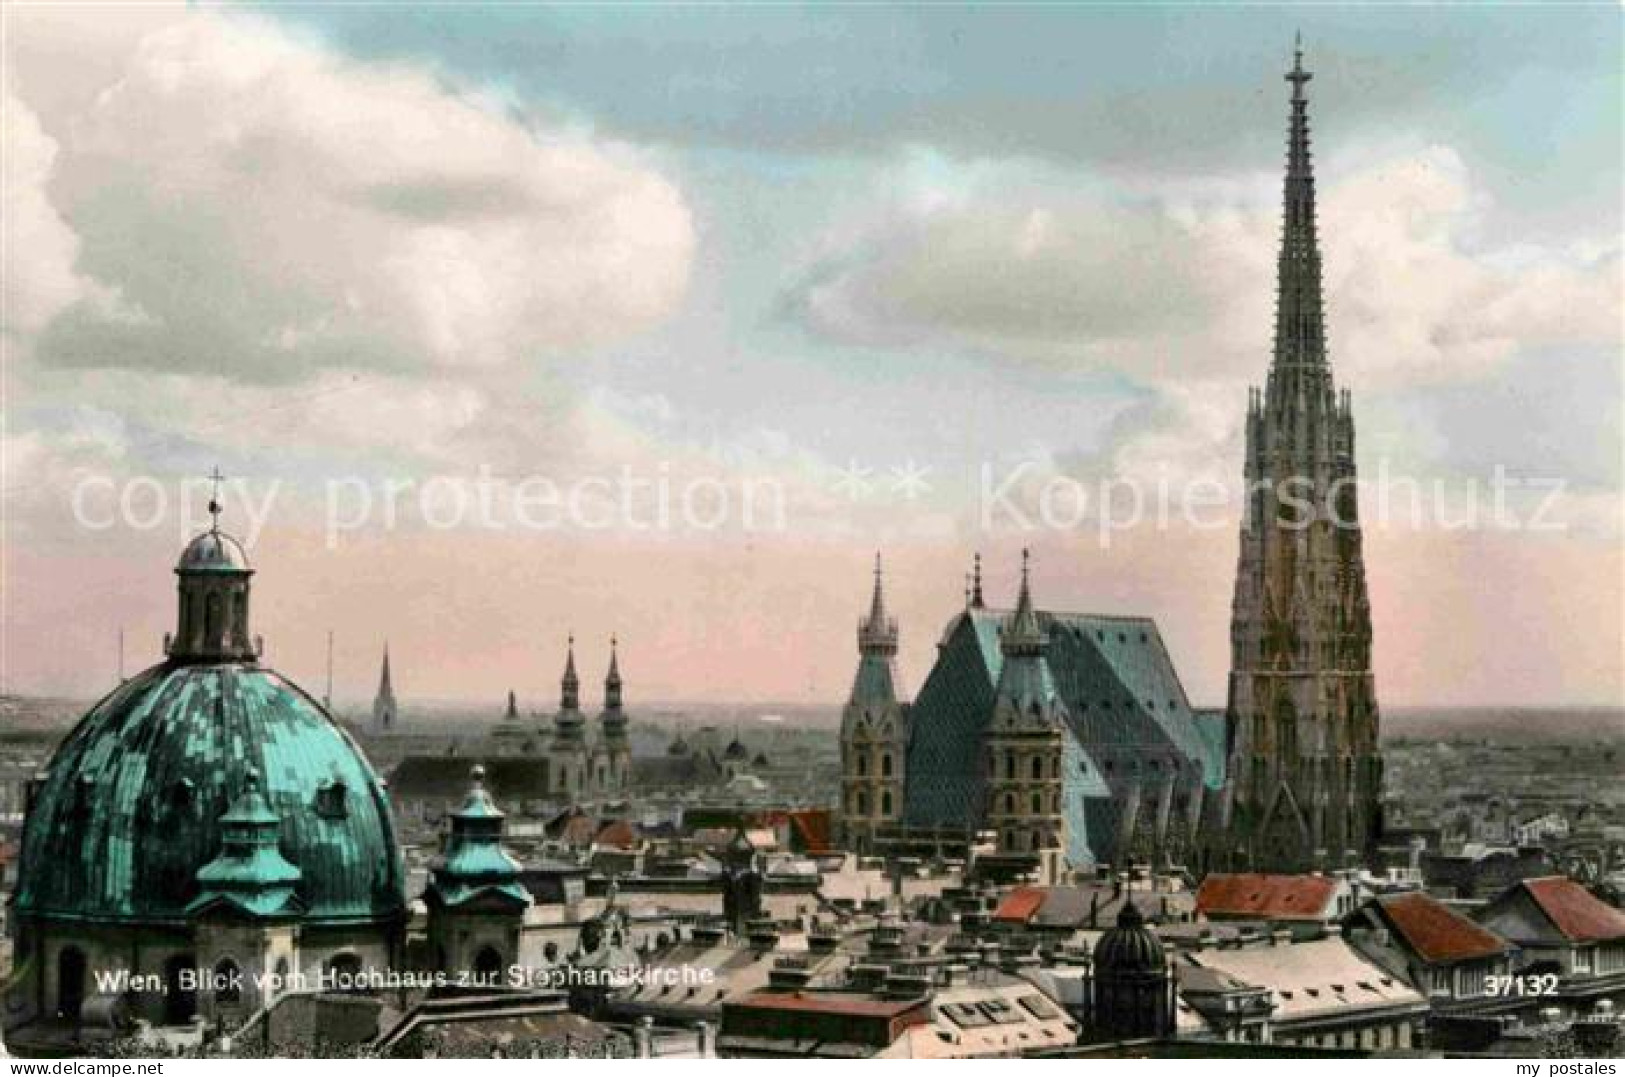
[315,779,349,819]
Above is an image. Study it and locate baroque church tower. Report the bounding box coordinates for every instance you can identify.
[548,637,588,799]
[1217,41,1381,872]
[839,555,907,854]
[598,638,631,792]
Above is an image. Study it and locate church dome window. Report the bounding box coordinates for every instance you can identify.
[215,959,242,1004]
[315,779,349,820]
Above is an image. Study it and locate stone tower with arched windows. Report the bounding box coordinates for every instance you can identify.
[839,555,908,854]
[1214,41,1381,873]
[983,552,1068,883]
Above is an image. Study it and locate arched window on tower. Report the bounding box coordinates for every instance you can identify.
[215,959,241,1005]
[881,753,893,778]
[856,791,868,816]
[1275,696,1298,764]
[857,754,868,778]
[204,592,222,644]
[1031,792,1043,815]
[1005,754,1015,782]
[1031,757,1044,781]
[1003,793,1015,816]
[881,791,892,816]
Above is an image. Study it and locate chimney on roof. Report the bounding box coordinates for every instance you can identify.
[768,958,813,991]
[848,963,889,992]
[881,971,933,1000]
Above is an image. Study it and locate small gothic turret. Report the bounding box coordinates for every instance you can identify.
[1002,549,1046,660]
[168,472,257,664]
[839,552,908,854]
[986,549,1067,879]
[858,553,898,657]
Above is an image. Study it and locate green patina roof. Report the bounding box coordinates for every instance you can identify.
[189,772,304,918]
[14,661,407,927]
[426,771,530,909]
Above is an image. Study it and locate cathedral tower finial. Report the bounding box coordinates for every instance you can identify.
[1273,31,1327,381]
[561,634,580,711]
[858,553,898,657]
[604,635,624,714]
[1003,548,1044,657]
[970,552,985,609]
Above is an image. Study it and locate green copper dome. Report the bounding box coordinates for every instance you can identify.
[14,661,407,927]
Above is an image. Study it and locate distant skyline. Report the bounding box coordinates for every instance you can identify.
[3,4,1620,708]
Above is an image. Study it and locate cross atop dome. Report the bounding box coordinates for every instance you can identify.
[206,466,226,533]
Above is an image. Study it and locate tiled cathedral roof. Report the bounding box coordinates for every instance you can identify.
[903,606,1224,860]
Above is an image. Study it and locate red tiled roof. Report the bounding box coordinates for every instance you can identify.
[785,809,833,854]
[595,820,638,849]
[1195,873,1339,921]
[560,815,599,846]
[993,885,1046,923]
[1379,892,1511,963]
[1523,877,1625,943]
[728,992,925,1019]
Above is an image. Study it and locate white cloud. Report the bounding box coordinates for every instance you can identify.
[10,11,694,383]
[787,144,1620,392]
[1,76,98,336]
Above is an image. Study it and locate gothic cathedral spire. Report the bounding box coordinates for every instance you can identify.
[1215,40,1381,873]
[372,643,396,732]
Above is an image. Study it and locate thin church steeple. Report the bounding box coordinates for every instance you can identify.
[1271,33,1331,385]
[858,553,898,658]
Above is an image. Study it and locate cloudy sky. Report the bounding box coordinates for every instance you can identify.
[3,3,1620,710]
